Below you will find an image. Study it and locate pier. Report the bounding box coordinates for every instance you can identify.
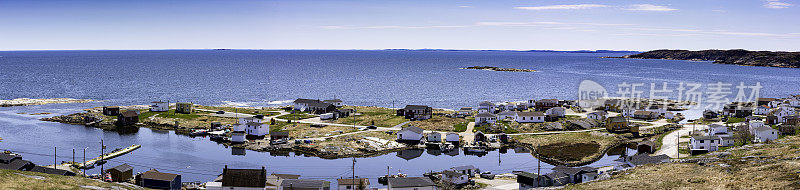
[78,144,141,169]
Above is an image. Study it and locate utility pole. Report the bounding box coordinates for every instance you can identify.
[53,147,57,169]
[72,149,75,166]
[352,157,356,180]
[83,148,86,177]
[100,139,105,177]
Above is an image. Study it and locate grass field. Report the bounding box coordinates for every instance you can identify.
[276,113,316,120]
[411,116,468,131]
[330,106,407,127]
[515,132,619,164]
[0,169,142,190]
[196,105,281,115]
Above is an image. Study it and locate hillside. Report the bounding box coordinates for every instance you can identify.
[567,135,800,189]
[610,49,800,68]
[0,169,144,189]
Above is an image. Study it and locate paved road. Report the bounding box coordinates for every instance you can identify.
[655,122,715,158]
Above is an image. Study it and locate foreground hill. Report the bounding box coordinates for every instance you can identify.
[610,49,800,68]
[567,135,800,189]
[0,169,144,189]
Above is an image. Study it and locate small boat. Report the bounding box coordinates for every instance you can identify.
[96,160,107,165]
[209,135,225,142]
[442,143,456,152]
[190,129,208,136]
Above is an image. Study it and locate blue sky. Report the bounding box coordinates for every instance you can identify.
[1,0,799,51]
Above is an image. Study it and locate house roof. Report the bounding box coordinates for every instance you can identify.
[442,170,466,177]
[459,107,472,111]
[552,165,596,176]
[280,179,330,189]
[608,116,627,123]
[400,126,424,134]
[517,112,545,117]
[141,169,179,182]
[403,105,430,110]
[499,110,517,115]
[388,177,436,188]
[223,168,266,187]
[638,140,655,147]
[120,110,138,117]
[634,110,653,115]
[515,171,543,179]
[323,99,342,103]
[446,132,459,136]
[246,122,263,126]
[307,101,334,108]
[337,178,370,186]
[31,166,74,176]
[478,101,495,106]
[0,159,31,170]
[755,126,777,133]
[271,173,300,179]
[294,98,321,104]
[107,163,133,172]
[758,98,777,102]
[589,111,607,116]
[692,136,721,141]
[475,112,497,118]
[0,153,19,163]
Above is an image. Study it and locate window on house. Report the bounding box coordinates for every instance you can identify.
[700,140,704,143]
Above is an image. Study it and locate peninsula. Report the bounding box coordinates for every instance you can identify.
[0,98,95,107]
[460,66,537,72]
[607,49,800,68]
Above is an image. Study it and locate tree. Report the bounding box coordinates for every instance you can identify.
[734,124,753,146]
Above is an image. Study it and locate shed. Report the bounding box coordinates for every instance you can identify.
[106,163,133,182]
[139,169,181,190]
[271,132,289,140]
[103,106,120,116]
[116,110,140,126]
[637,140,656,154]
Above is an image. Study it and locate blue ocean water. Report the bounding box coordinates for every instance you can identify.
[2,50,797,109]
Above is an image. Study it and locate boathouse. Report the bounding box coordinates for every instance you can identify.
[106,163,133,182]
[139,169,181,190]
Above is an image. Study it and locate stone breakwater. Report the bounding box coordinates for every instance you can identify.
[0,98,95,107]
[460,66,537,72]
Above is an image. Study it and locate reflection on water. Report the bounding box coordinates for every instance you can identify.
[231,147,246,156]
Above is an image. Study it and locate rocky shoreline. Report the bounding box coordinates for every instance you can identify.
[0,98,95,107]
[460,66,537,72]
[605,49,800,68]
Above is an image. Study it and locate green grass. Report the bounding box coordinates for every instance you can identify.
[197,105,281,115]
[155,109,202,120]
[453,122,468,132]
[137,110,161,120]
[725,117,745,124]
[276,113,316,120]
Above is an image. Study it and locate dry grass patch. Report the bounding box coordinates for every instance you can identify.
[330,106,407,127]
[0,169,142,190]
[515,132,620,164]
[411,116,468,131]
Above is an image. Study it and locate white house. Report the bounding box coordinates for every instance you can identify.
[445,133,460,143]
[587,111,607,120]
[755,105,772,115]
[720,136,735,147]
[475,112,498,124]
[387,177,437,190]
[245,122,269,137]
[478,101,496,113]
[515,112,545,123]
[545,107,566,118]
[498,110,517,120]
[690,136,721,152]
[149,101,169,112]
[753,126,779,143]
[397,126,424,141]
[774,106,797,123]
[441,170,469,185]
[749,121,766,133]
[279,179,330,190]
[337,178,369,190]
[239,116,263,125]
[622,108,636,117]
[426,132,442,143]
[323,99,343,107]
[504,102,517,111]
[769,100,782,108]
[580,172,599,183]
[707,124,728,136]
[477,108,489,113]
[231,124,246,143]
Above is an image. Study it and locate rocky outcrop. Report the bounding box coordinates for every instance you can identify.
[607,49,800,68]
[0,98,94,107]
[460,66,537,72]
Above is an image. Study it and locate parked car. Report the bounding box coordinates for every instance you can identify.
[216,111,225,114]
[367,125,378,130]
[480,172,495,179]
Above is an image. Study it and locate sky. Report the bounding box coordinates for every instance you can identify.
[1,0,799,51]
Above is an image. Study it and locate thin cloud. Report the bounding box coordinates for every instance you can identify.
[764,0,792,8]
[458,6,472,8]
[514,4,608,10]
[624,4,678,11]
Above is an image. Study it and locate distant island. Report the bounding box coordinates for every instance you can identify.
[460,66,537,72]
[607,49,800,68]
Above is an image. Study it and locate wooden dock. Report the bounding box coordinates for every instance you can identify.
[78,144,141,168]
